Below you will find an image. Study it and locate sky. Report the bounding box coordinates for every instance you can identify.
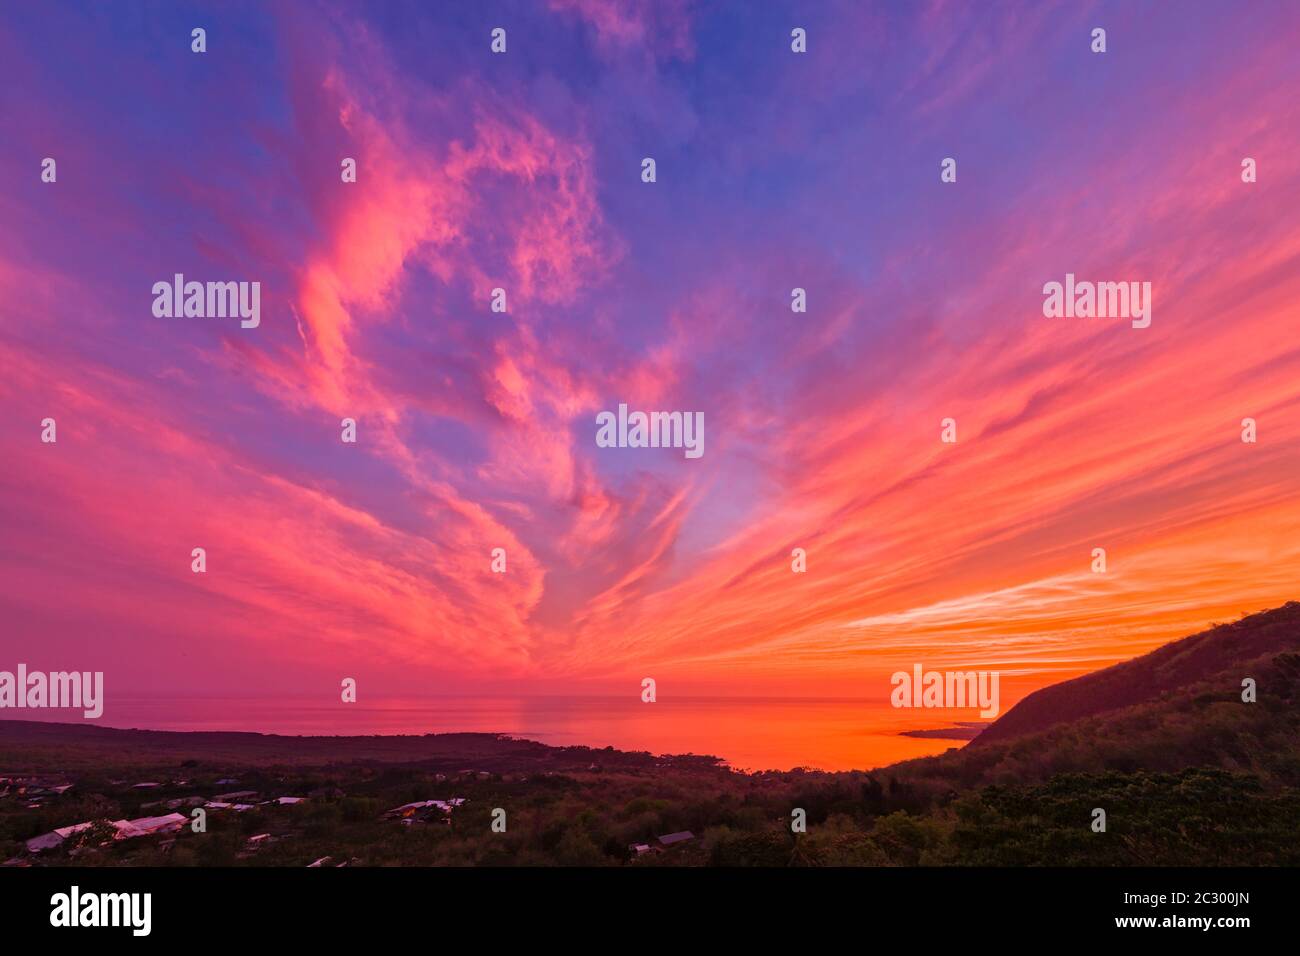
[2,0,1299,722]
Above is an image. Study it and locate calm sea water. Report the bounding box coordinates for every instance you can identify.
[7,696,978,772]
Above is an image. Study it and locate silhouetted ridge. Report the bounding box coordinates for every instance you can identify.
[974,601,1300,746]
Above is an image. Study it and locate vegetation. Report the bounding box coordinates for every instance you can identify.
[4,603,1298,867]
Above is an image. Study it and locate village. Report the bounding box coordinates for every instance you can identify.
[0,726,740,867]
[0,766,707,866]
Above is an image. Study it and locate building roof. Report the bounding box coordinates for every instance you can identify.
[657,831,695,845]
[387,798,466,816]
[111,813,188,839]
[25,821,94,853]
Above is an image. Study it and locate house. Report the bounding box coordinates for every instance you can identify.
[25,821,95,853]
[307,856,333,868]
[131,782,161,790]
[657,830,695,847]
[141,796,205,811]
[629,843,655,856]
[388,800,426,817]
[28,812,189,852]
[213,790,258,802]
[214,778,239,785]
[386,798,466,815]
[110,813,188,840]
[238,832,281,858]
[384,798,467,823]
[264,796,306,806]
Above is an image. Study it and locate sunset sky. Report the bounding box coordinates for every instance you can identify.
[2,0,1299,723]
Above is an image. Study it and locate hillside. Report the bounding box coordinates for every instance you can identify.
[976,601,1300,745]
[887,602,1300,794]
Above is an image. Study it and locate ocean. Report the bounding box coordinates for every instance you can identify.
[3,695,980,772]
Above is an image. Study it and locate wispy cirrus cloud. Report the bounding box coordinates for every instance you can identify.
[1,0,1299,718]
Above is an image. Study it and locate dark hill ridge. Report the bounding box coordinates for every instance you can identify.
[974,600,1300,746]
[884,601,1300,794]
[0,722,724,776]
